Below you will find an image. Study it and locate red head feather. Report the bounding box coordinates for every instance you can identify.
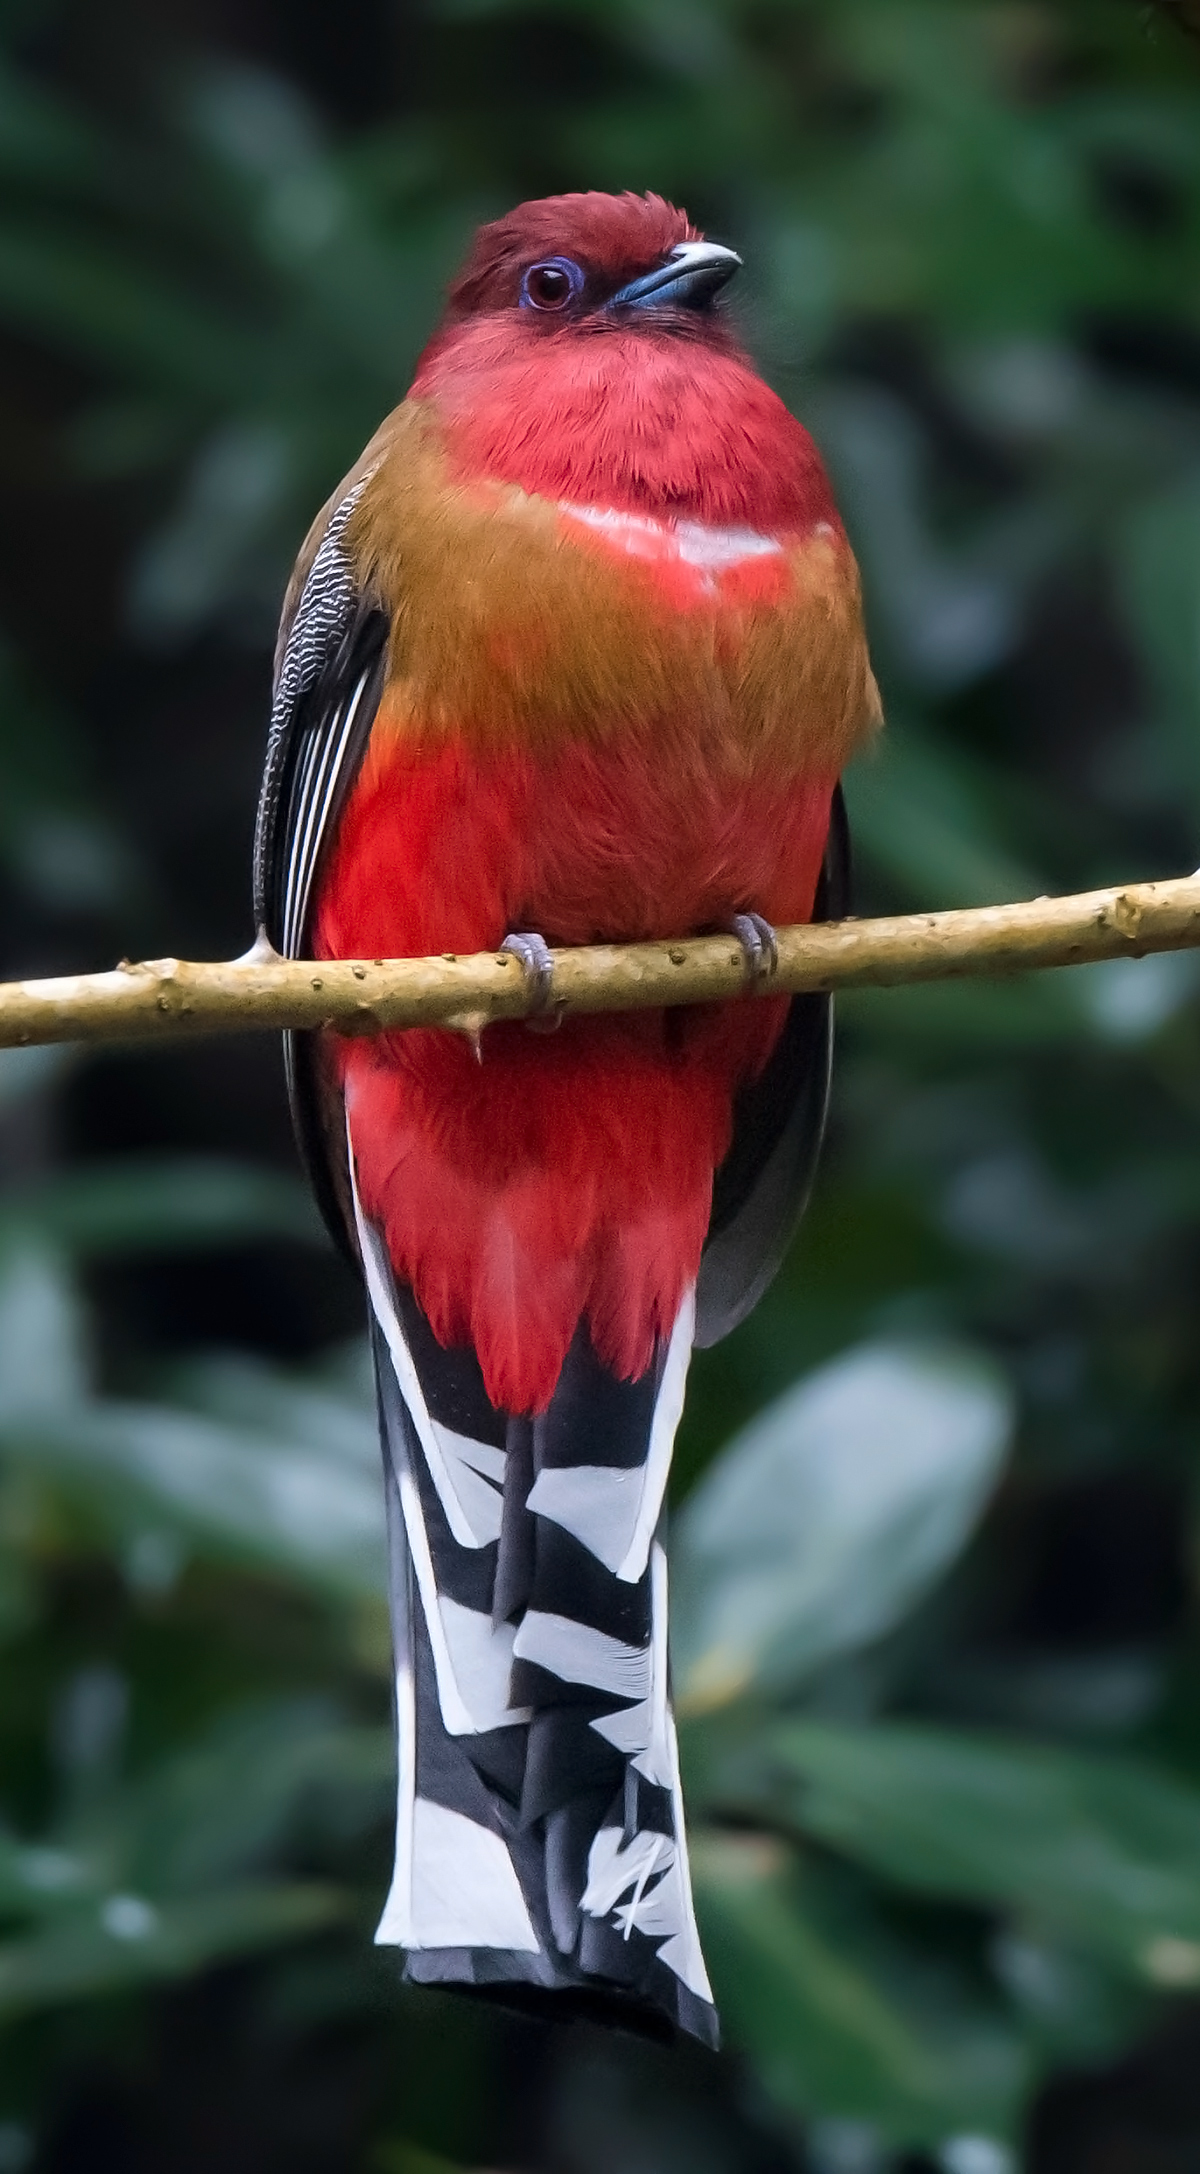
[411,190,836,531]
[444,191,698,321]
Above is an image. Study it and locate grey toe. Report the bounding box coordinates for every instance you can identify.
[729,912,779,982]
[501,931,557,1019]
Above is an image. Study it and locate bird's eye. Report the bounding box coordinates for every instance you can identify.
[521,258,584,312]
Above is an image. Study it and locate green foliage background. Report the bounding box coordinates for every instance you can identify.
[1,1,1200,2167]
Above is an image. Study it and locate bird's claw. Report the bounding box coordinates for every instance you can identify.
[500,931,562,1031]
[728,911,779,983]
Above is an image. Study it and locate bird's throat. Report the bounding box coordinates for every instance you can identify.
[410,316,839,533]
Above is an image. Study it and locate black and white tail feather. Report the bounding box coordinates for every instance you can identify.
[349,1138,714,2039]
[255,477,852,2045]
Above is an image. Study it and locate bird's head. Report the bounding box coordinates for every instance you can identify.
[440,192,741,343]
[409,190,828,531]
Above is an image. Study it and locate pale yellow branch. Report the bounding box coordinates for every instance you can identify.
[2,873,1199,1052]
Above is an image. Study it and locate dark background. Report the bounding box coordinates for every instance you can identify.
[2,1,1200,2168]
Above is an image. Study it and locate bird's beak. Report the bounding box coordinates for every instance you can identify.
[608,240,742,313]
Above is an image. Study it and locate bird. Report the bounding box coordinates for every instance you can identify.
[254,190,880,2046]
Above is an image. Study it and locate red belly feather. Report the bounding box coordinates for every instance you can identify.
[315,721,832,1413]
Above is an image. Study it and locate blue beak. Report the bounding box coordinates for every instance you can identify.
[608,240,742,313]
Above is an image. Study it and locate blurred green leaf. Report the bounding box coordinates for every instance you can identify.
[694,1830,1027,2149]
[0,1156,320,1258]
[373,2147,470,2174]
[0,1693,384,2018]
[0,1242,88,1418]
[672,1342,1012,1711]
[0,1242,382,1595]
[0,1048,73,1113]
[3,1384,383,1598]
[762,1721,1200,1990]
[845,728,1042,910]
[107,1700,390,1892]
[0,1697,386,1908]
[1117,475,1200,823]
[0,1881,343,2017]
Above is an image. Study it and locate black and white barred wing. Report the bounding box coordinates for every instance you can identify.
[253,472,389,1244]
[346,1139,716,2044]
[254,473,389,950]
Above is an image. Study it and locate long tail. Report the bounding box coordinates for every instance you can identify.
[348,1150,716,2045]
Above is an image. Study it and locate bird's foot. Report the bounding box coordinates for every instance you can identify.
[728,911,779,983]
[500,931,562,1032]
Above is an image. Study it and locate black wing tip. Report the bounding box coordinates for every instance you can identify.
[696,783,853,1344]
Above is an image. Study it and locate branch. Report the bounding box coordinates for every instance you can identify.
[3,872,1200,1052]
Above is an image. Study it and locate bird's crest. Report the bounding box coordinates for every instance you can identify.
[446,191,699,318]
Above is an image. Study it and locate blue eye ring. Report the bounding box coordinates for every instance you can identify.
[520,257,585,312]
